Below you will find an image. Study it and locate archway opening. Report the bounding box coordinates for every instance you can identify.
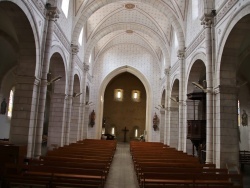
[170,79,179,149]
[219,14,250,167]
[186,60,206,160]
[103,72,146,142]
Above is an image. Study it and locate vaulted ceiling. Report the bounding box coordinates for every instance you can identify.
[74,0,188,66]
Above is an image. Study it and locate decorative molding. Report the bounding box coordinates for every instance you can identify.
[31,0,46,16]
[71,44,79,55]
[54,23,71,52]
[185,30,205,58]
[76,56,83,71]
[87,72,92,83]
[46,7,59,21]
[214,0,238,25]
[83,63,89,72]
[177,50,185,60]
[164,68,170,75]
[170,61,179,76]
[201,14,213,28]
[125,3,135,9]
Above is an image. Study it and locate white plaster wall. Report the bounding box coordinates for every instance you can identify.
[170,30,178,67]
[185,0,203,47]
[90,44,161,141]
[57,0,74,43]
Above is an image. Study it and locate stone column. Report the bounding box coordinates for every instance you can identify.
[64,45,79,145]
[201,14,214,164]
[160,109,165,143]
[214,85,239,168]
[80,63,89,139]
[177,50,185,151]
[9,75,40,158]
[164,68,170,145]
[169,107,179,149]
[34,6,59,157]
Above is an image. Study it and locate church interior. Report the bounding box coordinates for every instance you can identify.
[0,0,250,187]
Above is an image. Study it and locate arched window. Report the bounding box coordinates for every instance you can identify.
[192,0,199,20]
[174,31,179,49]
[135,128,138,137]
[78,27,83,46]
[61,0,70,18]
[111,127,115,135]
[89,54,92,64]
[8,88,14,118]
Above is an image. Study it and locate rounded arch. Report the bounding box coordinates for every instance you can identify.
[73,67,83,91]
[95,32,162,65]
[49,45,68,91]
[170,74,180,91]
[97,65,152,140]
[161,88,166,108]
[49,45,68,70]
[0,0,41,77]
[216,4,250,85]
[72,0,185,52]
[186,52,207,93]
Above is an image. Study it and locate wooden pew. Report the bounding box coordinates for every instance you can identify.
[239,150,250,169]
[3,139,117,188]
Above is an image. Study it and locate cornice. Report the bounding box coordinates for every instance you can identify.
[185,30,205,58]
[214,0,238,25]
[54,23,71,52]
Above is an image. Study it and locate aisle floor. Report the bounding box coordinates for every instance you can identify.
[104,142,139,188]
[104,142,250,188]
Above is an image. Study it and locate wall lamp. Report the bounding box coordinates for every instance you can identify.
[73,92,82,98]
[170,96,179,103]
[47,74,62,85]
[192,81,213,93]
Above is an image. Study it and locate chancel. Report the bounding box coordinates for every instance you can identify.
[122,126,129,143]
[0,0,249,187]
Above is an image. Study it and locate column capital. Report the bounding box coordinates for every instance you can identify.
[164,68,170,75]
[71,44,79,55]
[84,63,89,72]
[177,49,185,60]
[46,6,60,21]
[201,13,213,28]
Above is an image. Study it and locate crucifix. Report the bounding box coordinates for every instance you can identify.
[122,126,129,142]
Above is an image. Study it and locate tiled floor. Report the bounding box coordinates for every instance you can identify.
[104,142,139,188]
[104,143,250,188]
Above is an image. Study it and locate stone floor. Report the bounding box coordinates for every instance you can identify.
[104,142,250,188]
[104,142,139,188]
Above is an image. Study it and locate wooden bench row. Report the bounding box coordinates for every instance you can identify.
[130,141,243,188]
[2,139,117,188]
[239,150,250,169]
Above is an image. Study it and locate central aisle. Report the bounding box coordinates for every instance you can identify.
[104,142,140,188]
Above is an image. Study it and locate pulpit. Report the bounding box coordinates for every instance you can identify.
[187,91,206,163]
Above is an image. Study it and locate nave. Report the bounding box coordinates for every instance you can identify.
[104,143,139,188]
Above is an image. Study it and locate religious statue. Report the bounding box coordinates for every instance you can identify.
[89,110,96,127]
[242,110,248,126]
[1,98,7,115]
[153,112,159,131]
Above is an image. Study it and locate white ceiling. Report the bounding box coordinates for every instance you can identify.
[75,0,188,66]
